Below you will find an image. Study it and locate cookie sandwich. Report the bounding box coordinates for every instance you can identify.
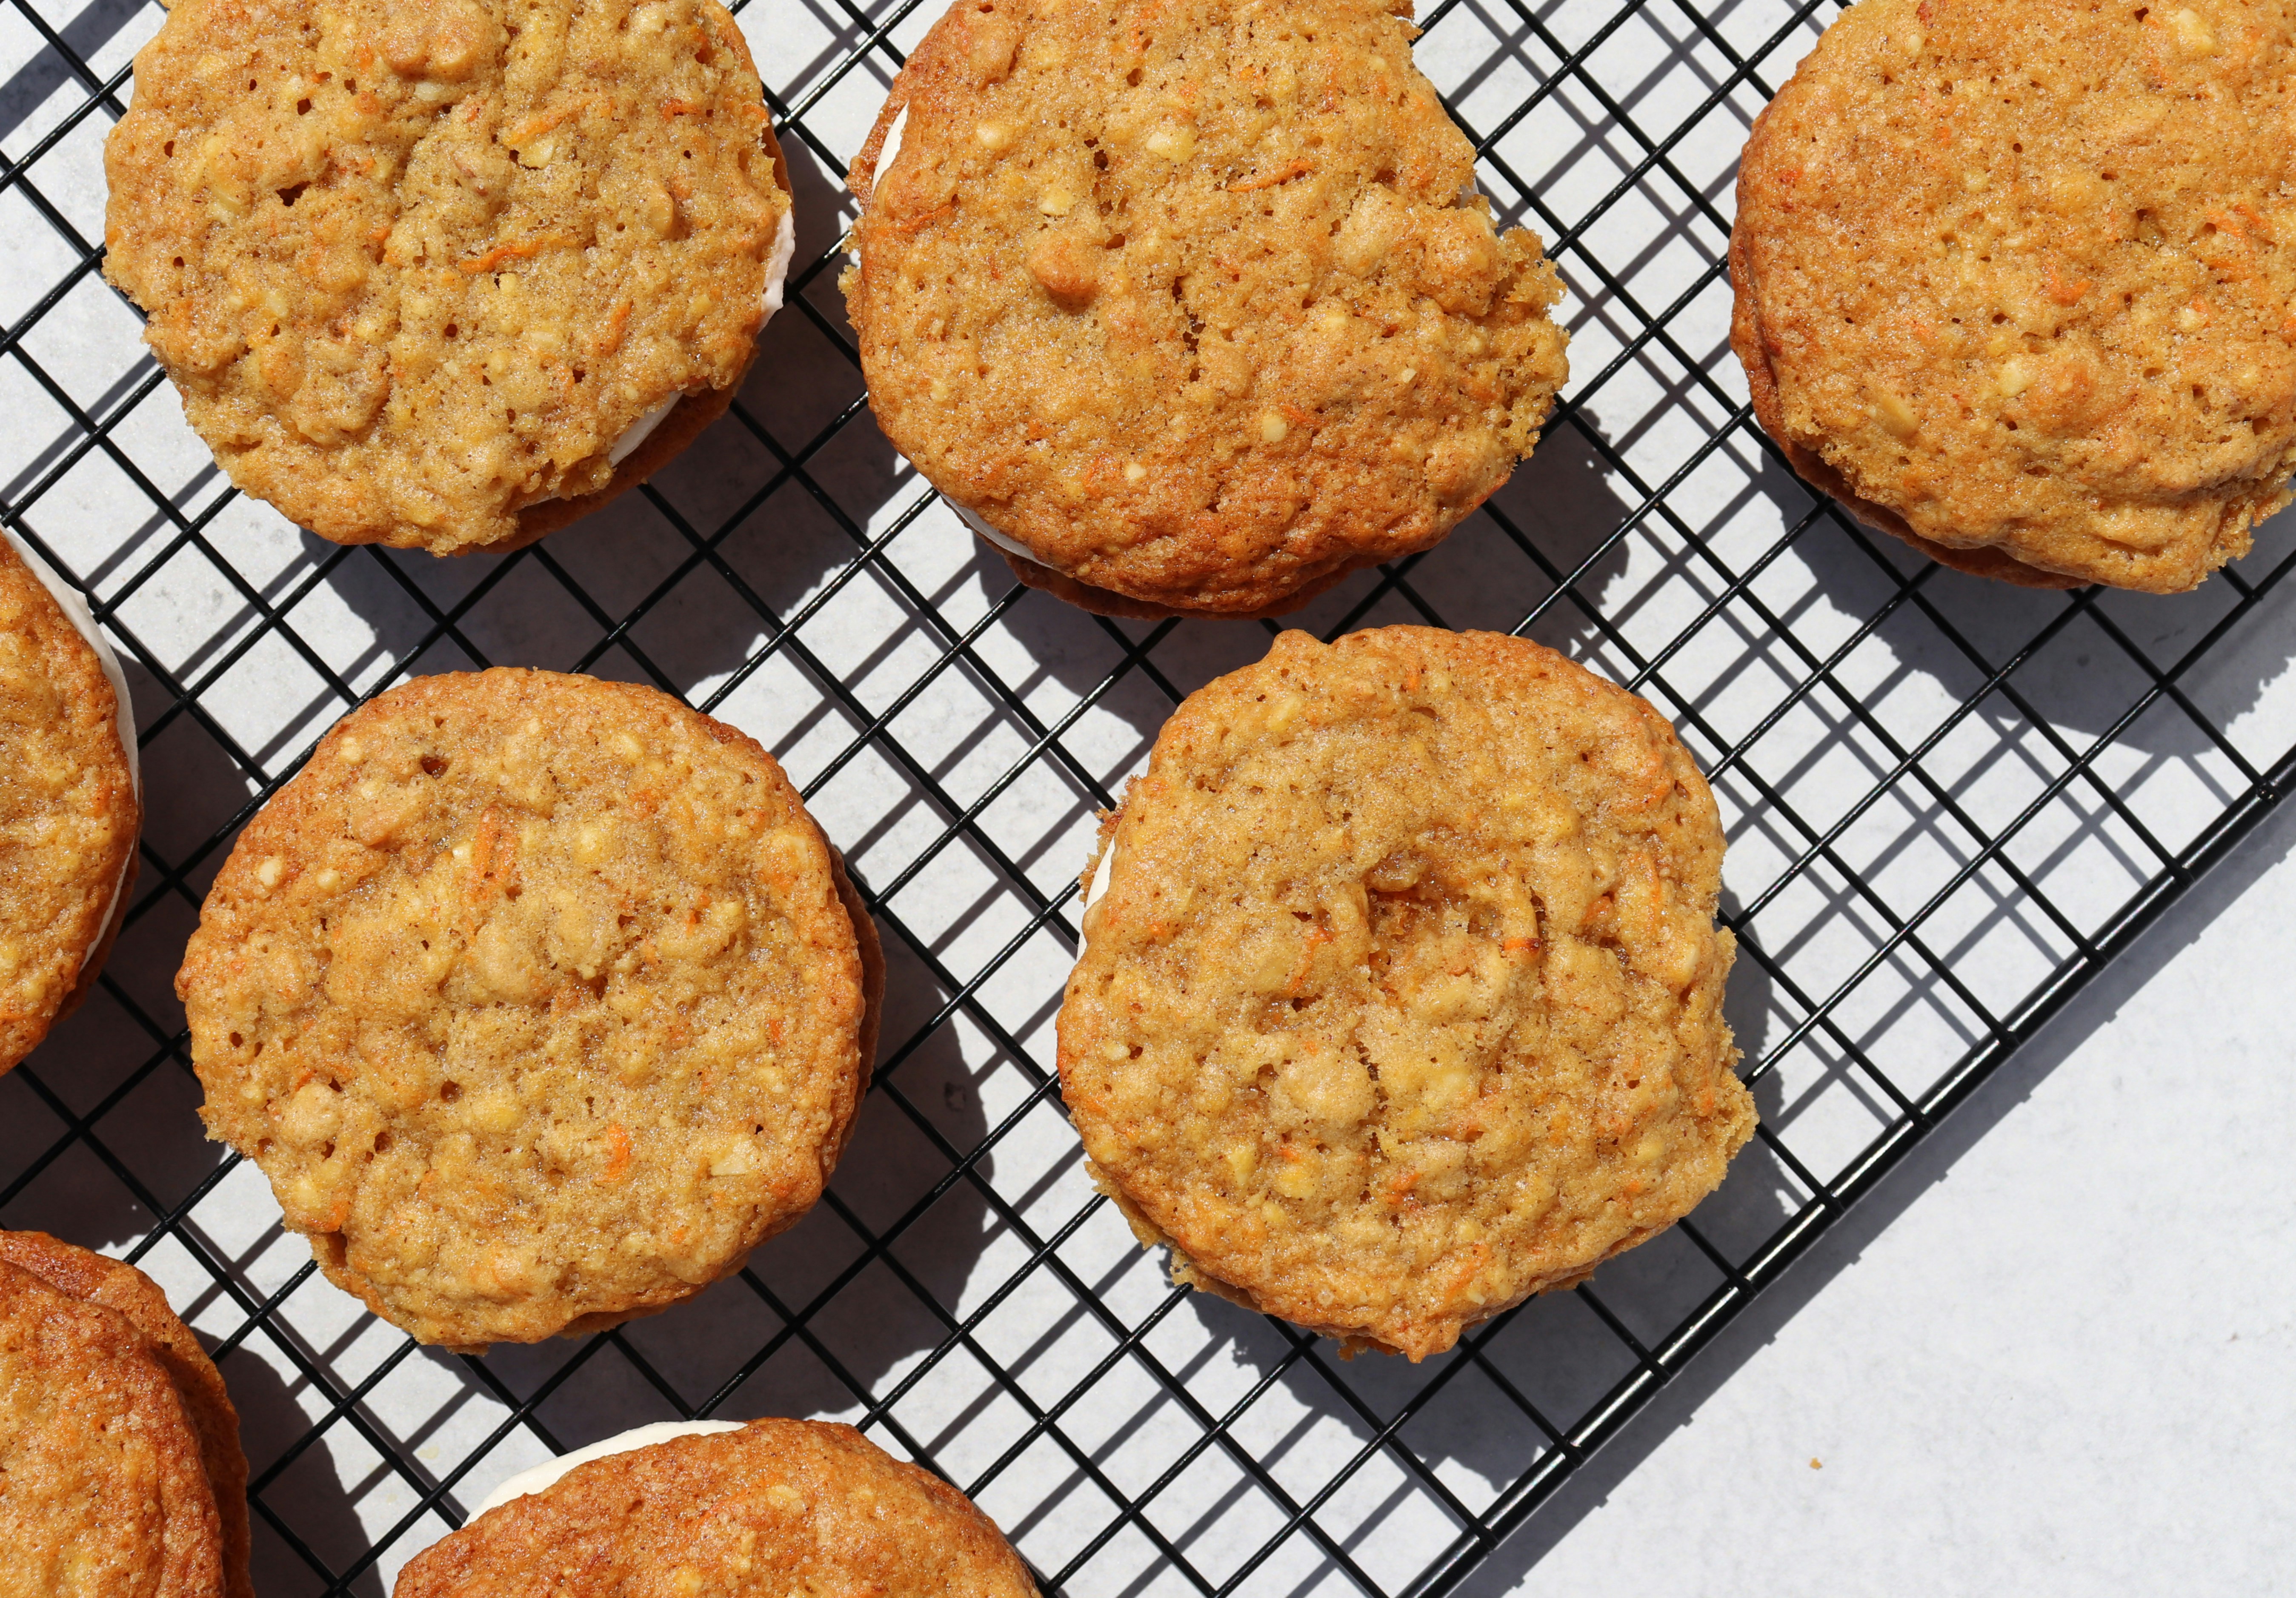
[845,0,1570,617]
[1732,0,2296,591]
[1,530,141,1074]
[396,1418,1037,1597]
[1058,627,1754,1358]
[177,669,882,1349]
[105,0,796,555]
[0,1228,252,1598]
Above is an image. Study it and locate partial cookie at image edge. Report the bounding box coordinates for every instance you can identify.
[0,531,142,1071]
[0,1229,252,1598]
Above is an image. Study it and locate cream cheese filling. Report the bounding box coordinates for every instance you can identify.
[606,393,682,468]
[1076,835,1115,961]
[472,1420,746,1517]
[763,198,797,317]
[848,103,910,269]
[3,528,139,971]
[875,103,909,194]
[949,498,1041,564]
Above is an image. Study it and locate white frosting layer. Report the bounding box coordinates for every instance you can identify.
[763,201,796,317]
[473,1420,746,1517]
[1077,836,1115,960]
[849,104,911,268]
[875,104,909,191]
[949,497,1041,564]
[3,529,139,971]
[606,393,681,467]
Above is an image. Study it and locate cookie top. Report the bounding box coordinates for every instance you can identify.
[0,1231,251,1598]
[1732,0,2296,592]
[0,535,140,1074]
[1057,628,1753,1359]
[843,0,1569,616]
[395,1419,1037,1598]
[104,0,793,555]
[0,1258,226,1598]
[176,670,881,1348]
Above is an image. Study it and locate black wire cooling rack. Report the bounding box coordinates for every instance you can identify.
[8,0,2296,1593]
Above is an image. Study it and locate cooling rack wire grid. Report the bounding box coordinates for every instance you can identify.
[5,0,2294,1592]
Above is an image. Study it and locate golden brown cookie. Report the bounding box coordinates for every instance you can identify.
[843,0,1569,617]
[1731,0,2296,592]
[0,1231,251,1598]
[0,1256,227,1598]
[0,532,140,1075]
[177,669,883,1349]
[394,1418,1037,1598]
[1058,628,1753,1359]
[103,0,795,556]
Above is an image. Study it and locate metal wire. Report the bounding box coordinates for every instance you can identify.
[5,0,2295,1594]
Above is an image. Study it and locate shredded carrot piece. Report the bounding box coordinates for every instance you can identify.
[891,200,957,234]
[464,805,506,904]
[595,297,633,355]
[1228,158,1311,193]
[1284,924,1335,996]
[1441,1244,1490,1303]
[457,237,558,275]
[600,1123,632,1183]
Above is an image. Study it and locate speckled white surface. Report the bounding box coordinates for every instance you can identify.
[1470,799,2296,1596]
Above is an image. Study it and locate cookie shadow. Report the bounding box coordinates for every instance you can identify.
[910,401,1652,859]
[971,937,1790,1580]
[224,1337,395,1598]
[1773,451,2296,759]
[0,0,150,146]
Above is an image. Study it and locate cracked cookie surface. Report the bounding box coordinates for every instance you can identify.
[395,1420,1036,1598]
[1058,628,1752,1359]
[1733,0,2296,591]
[177,670,880,1348]
[105,0,790,554]
[844,0,1568,616]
